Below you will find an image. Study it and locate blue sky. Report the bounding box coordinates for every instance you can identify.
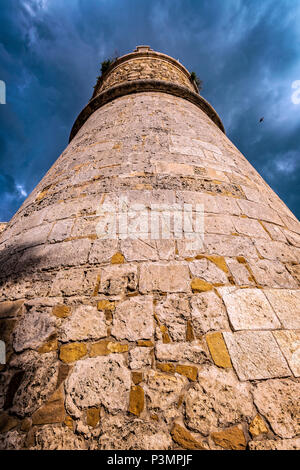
[0,0,299,221]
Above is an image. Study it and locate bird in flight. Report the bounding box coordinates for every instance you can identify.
[259,117,264,123]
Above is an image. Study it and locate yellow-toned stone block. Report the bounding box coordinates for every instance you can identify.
[191,278,213,292]
[52,305,71,318]
[60,342,87,363]
[32,387,65,425]
[97,300,115,311]
[137,340,154,347]
[186,320,195,342]
[89,340,109,357]
[64,415,73,430]
[38,337,58,354]
[176,364,198,381]
[206,332,232,368]
[249,414,268,437]
[86,408,100,428]
[171,423,206,450]
[211,426,246,450]
[107,342,128,353]
[132,372,143,384]
[111,252,125,264]
[156,362,175,373]
[129,385,144,416]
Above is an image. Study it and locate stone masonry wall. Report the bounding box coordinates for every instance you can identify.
[94,56,194,97]
[0,91,299,450]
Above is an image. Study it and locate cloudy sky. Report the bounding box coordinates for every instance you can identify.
[0,0,299,221]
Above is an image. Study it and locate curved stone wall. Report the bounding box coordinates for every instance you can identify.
[0,91,299,449]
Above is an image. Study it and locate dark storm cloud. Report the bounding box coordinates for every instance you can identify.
[0,0,299,221]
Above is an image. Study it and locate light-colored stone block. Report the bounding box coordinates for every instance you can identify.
[263,289,300,328]
[139,262,190,293]
[223,331,291,380]
[189,259,228,284]
[232,217,269,239]
[100,264,138,295]
[111,296,154,341]
[247,259,298,288]
[254,239,298,263]
[221,288,281,330]
[155,341,208,364]
[58,305,107,342]
[155,294,190,341]
[204,234,258,258]
[226,258,254,285]
[129,347,152,370]
[273,330,300,377]
[190,291,230,334]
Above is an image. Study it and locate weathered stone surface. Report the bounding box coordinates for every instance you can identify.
[223,331,291,380]
[273,330,300,377]
[204,234,258,258]
[31,425,87,450]
[140,263,190,293]
[233,216,270,239]
[206,332,232,368]
[237,199,282,225]
[10,351,59,417]
[0,413,18,433]
[99,415,172,450]
[155,295,190,341]
[255,239,298,264]
[88,239,118,264]
[111,296,154,341]
[86,407,100,427]
[52,304,71,318]
[221,288,281,331]
[226,257,255,285]
[13,309,56,352]
[32,387,65,425]
[171,423,206,450]
[248,259,298,288]
[129,385,144,416]
[58,305,107,342]
[0,430,25,450]
[129,347,152,369]
[263,289,300,328]
[65,355,131,418]
[99,264,138,295]
[184,365,255,435]
[155,341,209,364]
[144,370,188,420]
[253,379,300,438]
[211,426,246,450]
[249,414,268,437]
[0,299,24,319]
[191,292,230,334]
[189,259,228,284]
[175,364,198,381]
[249,438,300,450]
[191,278,213,292]
[60,342,87,363]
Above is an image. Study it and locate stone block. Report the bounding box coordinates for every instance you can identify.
[263,289,300,328]
[190,291,230,335]
[128,385,144,416]
[249,438,300,450]
[211,426,246,450]
[13,310,56,353]
[247,259,298,288]
[155,341,208,364]
[89,239,119,264]
[129,347,152,369]
[253,379,300,438]
[232,217,269,239]
[221,288,281,330]
[139,262,190,293]
[189,258,228,284]
[99,264,138,295]
[111,296,154,341]
[206,332,232,368]
[204,234,258,258]
[237,200,283,225]
[171,423,206,450]
[0,300,24,319]
[65,355,131,418]
[254,239,298,263]
[155,294,190,341]
[59,343,87,363]
[58,305,107,342]
[273,330,300,377]
[223,331,291,380]
[184,365,255,435]
[32,387,65,425]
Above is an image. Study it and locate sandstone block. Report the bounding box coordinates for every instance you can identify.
[204,234,258,258]
[139,262,190,293]
[129,347,152,369]
[263,289,300,328]
[58,305,107,342]
[89,239,119,264]
[171,423,206,450]
[247,259,298,288]
[232,216,269,239]
[155,294,190,341]
[249,438,300,450]
[129,385,144,416]
[99,264,138,295]
[32,387,65,425]
[184,365,255,435]
[189,258,228,284]
[206,332,232,368]
[111,296,154,341]
[59,343,87,363]
[211,426,246,450]
[0,300,24,319]
[223,331,291,380]
[13,310,56,353]
[31,424,87,450]
[226,257,254,285]
[65,355,131,418]
[86,407,100,427]
[253,379,300,438]
[237,200,282,225]
[175,364,198,381]
[254,239,298,264]
[155,341,208,364]
[191,291,230,334]
[273,330,300,377]
[221,288,280,331]
[249,414,268,437]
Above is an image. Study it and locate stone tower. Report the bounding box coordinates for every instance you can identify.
[0,46,299,451]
